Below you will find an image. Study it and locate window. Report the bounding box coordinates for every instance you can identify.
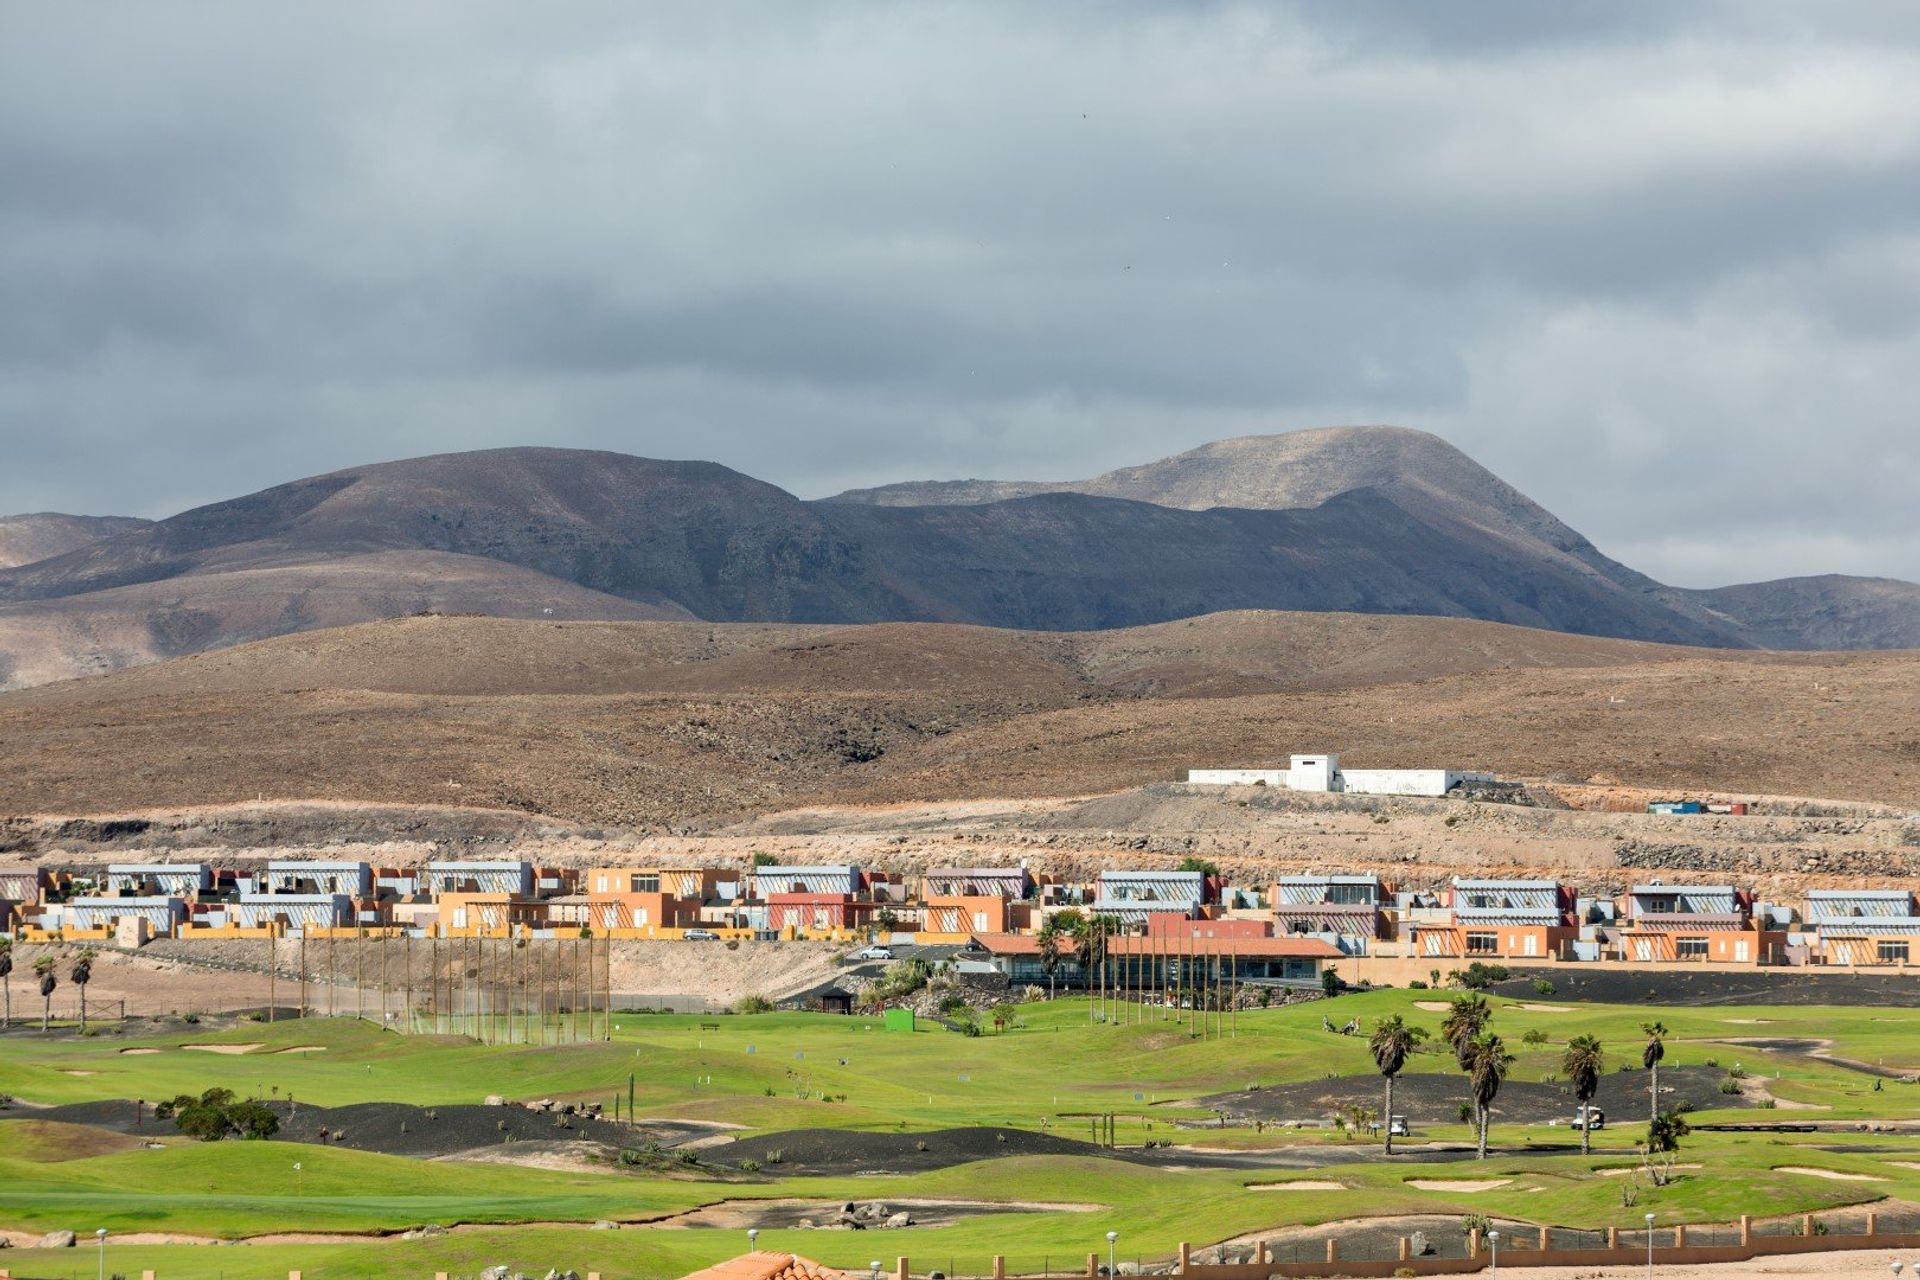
[1466,931,1499,955]
[1676,938,1709,959]
[1878,941,1909,964]
[628,875,660,893]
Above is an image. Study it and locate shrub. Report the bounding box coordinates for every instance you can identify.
[734,994,774,1015]
[1719,1078,1743,1095]
[160,1089,278,1141]
[1458,962,1510,989]
[1522,1028,1548,1046]
[1409,980,1428,990]
[737,1159,761,1172]
[1532,979,1556,997]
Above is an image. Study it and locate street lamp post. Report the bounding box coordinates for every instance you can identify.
[95,1228,107,1280]
[1487,1229,1499,1280]
[1107,1230,1119,1278]
[1644,1213,1656,1280]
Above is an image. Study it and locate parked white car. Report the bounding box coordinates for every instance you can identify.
[850,944,895,962]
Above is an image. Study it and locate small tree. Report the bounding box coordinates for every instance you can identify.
[1036,921,1064,1000]
[71,948,98,1032]
[1369,1014,1426,1155]
[1642,1021,1668,1125]
[1562,1034,1605,1154]
[34,956,57,1031]
[1647,1107,1689,1154]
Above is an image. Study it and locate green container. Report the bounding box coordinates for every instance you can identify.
[883,1008,916,1033]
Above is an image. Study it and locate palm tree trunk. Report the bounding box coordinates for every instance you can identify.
[1477,1104,1488,1159]
[1650,1063,1659,1127]
[1383,1074,1395,1156]
[2,975,9,1030]
[1581,1103,1592,1154]
[78,984,86,1032]
[43,994,51,1032]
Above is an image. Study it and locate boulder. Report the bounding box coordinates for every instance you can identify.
[885,1213,913,1229]
[484,1095,507,1107]
[480,1265,512,1280]
[37,1231,76,1249]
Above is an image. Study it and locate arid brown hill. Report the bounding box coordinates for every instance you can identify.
[2,611,1913,827]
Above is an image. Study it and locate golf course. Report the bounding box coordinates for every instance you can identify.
[2,987,1918,1280]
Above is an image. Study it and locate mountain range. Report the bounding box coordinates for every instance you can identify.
[1,426,1913,689]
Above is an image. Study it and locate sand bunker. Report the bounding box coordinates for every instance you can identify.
[1249,1181,1345,1192]
[1775,1166,1886,1182]
[275,1046,327,1053]
[182,1044,264,1055]
[1597,1164,1700,1177]
[1722,1018,1775,1025]
[1414,1001,1453,1012]
[119,1048,162,1055]
[1888,1162,1920,1172]
[1406,1179,1510,1192]
[61,1069,99,1076]
[1516,1003,1572,1013]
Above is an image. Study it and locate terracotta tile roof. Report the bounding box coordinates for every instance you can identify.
[677,1253,848,1280]
[969,932,1339,959]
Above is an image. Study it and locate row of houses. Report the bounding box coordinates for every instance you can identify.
[4,858,1917,968]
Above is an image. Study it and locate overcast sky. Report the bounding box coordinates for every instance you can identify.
[3,2,1917,588]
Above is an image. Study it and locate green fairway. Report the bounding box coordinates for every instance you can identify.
[2,990,1918,1280]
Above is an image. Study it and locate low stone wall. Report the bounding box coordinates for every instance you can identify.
[1173,1214,1920,1279]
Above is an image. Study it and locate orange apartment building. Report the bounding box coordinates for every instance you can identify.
[1407,877,1578,961]
[922,894,1033,936]
[1616,883,1785,964]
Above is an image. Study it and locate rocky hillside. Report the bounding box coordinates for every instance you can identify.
[2,610,1914,828]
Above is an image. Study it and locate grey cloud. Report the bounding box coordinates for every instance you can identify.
[0,1,1916,587]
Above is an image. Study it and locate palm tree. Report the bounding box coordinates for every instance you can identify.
[1441,994,1492,1140]
[1466,1034,1516,1159]
[34,956,57,1031]
[1641,1021,1668,1125]
[1369,1014,1425,1155]
[0,938,12,1031]
[1562,1034,1605,1154]
[1440,994,1491,1067]
[71,948,98,1032]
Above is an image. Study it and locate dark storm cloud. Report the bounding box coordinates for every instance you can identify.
[1,1,1916,586]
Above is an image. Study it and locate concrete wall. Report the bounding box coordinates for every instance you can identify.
[1184,769,1286,786]
[1341,769,1491,797]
